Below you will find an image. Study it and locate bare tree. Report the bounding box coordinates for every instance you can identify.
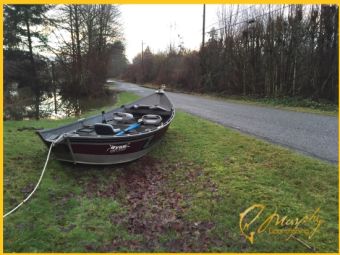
[52,4,121,97]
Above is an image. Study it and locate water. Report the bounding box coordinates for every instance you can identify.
[4,84,116,120]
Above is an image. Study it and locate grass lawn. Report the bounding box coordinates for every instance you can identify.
[4,91,338,252]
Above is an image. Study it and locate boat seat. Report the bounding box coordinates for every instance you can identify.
[131,104,168,112]
[125,106,172,117]
[94,123,120,135]
[113,112,135,124]
[142,114,162,125]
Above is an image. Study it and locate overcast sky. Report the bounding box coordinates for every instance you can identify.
[120,4,221,62]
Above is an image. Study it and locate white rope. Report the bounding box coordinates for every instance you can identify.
[3,142,55,218]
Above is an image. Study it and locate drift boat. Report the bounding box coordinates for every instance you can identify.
[37,88,175,165]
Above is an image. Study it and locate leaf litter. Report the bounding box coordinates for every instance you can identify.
[80,155,227,251]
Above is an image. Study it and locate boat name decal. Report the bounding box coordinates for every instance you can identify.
[107,143,130,153]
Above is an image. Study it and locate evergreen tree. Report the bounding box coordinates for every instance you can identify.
[4,5,52,119]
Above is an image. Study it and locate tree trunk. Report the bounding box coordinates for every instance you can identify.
[51,62,58,114]
[69,6,76,87]
[25,10,40,120]
[292,56,297,96]
[74,5,82,90]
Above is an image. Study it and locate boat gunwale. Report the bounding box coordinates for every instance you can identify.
[65,111,174,142]
[37,92,175,142]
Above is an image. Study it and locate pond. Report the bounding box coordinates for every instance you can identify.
[4,83,117,120]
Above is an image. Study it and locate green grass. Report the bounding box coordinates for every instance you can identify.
[215,95,338,116]
[4,91,338,252]
[141,83,338,116]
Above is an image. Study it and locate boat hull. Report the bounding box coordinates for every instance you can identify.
[54,143,157,165]
[44,123,169,165]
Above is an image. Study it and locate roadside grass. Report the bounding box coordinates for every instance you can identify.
[214,95,338,116]
[141,83,338,116]
[4,92,338,252]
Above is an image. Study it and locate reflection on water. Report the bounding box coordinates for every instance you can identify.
[4,84,116,120]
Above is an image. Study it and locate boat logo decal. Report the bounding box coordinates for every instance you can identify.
[107,143,130,153]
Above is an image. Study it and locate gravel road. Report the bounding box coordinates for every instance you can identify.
[111,80,338,163]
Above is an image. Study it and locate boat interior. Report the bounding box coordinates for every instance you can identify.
[37,92,174,142]
[75,103,173,137]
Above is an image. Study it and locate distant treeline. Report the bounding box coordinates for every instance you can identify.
[123,5,338,103]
